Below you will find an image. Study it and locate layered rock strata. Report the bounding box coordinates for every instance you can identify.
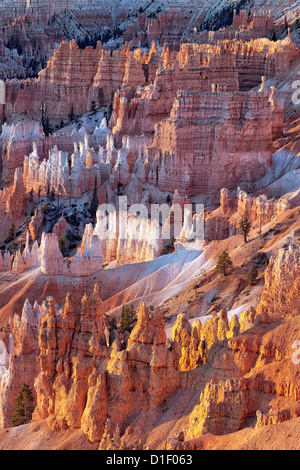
[140,85,279,199]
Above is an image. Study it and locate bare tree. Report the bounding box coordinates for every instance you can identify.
[100,0,126,32]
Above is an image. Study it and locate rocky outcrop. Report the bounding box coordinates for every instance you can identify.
[0,296,179,443]
[40,231,103,277]
[94,207,163,265]
[1,245,300,446]
[1,205,164,275]
[1,40,161,125]
[188,338,300,439]
[239,306,256,333]
[28,208,44,242]
[233,35,298,91]
[203,186,291,243]
[96,302,180,445]
[11,231,40,274]
[236,190,291,227]
[0,35,295,213]
[0,251,11,272]
[0,299,40,428]
[171,310,241,372]
[111,41,240,142]
[124,8,190,47]
[0,121,45,187]
[0,167,28,223]
[3,41,103,123]
[2,228,104,277]
[185,245,300,440]
[111,36,297,144]
[256,244,300,323]
[255,406,300,428]
[0,0,101,22]
[142,84,278,199]
[188,377,261,437]
[23,139,101,199]
[0,4,299,450]
[33,289,109,433]
[172,315,203,371]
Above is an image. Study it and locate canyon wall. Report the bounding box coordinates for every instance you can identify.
[1,35,295,129]
[141,85,278,199]
[256,244,300,323]
[204,187,291,242]
[0,40,162,124]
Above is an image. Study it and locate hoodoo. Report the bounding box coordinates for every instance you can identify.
[0,0,300,453]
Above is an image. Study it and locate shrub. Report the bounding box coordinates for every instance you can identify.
[7,223,15,242]
[108,316,117,332]
[239,213,251,243]
[215,250,233,276]
[58,234,67,257]
[89,176,99,223]
[119,304,136,334]
[11,383,35,427]
[247,265,258,286]
[42,202,49,214]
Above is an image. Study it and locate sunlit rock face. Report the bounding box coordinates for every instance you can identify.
[93,207,163,265]
[23,138,101,199]
[0,299,40,428]
[0,121,44,187]
[255,244,300,324]
[10,297,179,443]
[0,0,300,451]
[141,86,278,199]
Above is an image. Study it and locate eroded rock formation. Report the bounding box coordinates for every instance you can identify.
[0,296,180,443]
[255,244,300,323]
[1,243,300,447]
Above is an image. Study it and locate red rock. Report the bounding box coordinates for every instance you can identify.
[256,244,300,323]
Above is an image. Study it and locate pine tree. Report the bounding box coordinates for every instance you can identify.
[119,304,136,334]
[108,316,117,332]
[247,265,258,286]
[239,213,251,243]
[90,176,99,223]
[68,105,75,122]
[215,250,233,276]
[44,116,51,136]
[58,234,67,258]
[7,223,15,242]
[271,31,277,41]
[90,100,96,113]
[42,202,49,214]
[98,88,104,107]
[284,15,289,31]
[11,383,35,427]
